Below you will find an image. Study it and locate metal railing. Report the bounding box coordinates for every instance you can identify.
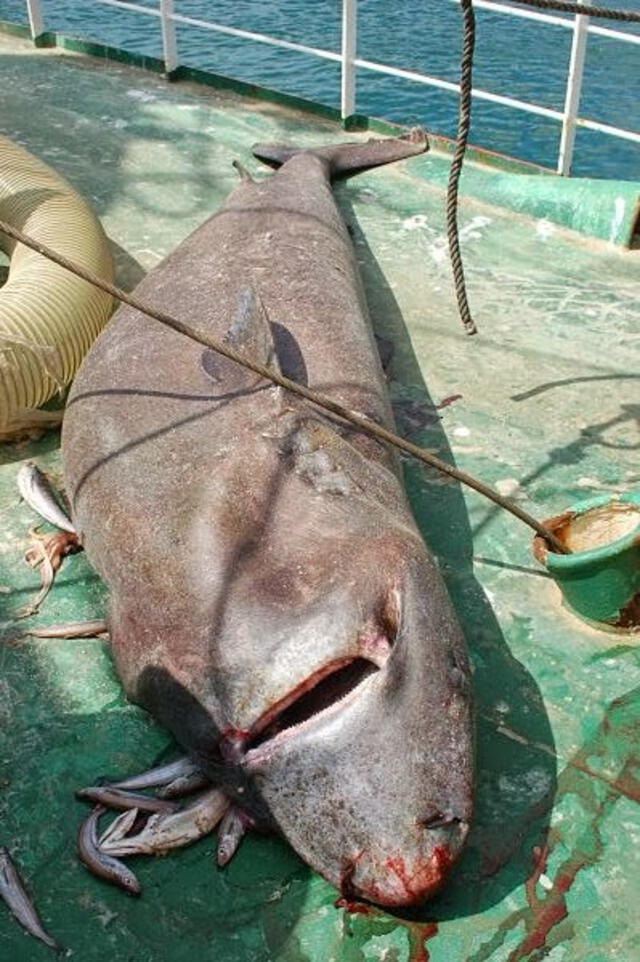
[20,0,640,176]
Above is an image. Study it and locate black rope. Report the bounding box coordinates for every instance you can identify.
[506,0,640,23]
[447,0,478,336]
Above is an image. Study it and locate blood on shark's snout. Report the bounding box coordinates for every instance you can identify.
[339,844,456,907]
[380,847,455,903]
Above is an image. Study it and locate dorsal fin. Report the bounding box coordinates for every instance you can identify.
[226,288,281,372]
[201,287,281,391]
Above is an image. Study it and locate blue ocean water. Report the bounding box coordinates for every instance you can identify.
[1,0,639,179]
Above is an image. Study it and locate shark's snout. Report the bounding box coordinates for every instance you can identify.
[232,564,474,908]
[341,818,469,907]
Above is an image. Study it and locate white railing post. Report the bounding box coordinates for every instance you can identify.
[26,0,44,40]
[341,0,357,122]
[557,0,589,176]
[160,0,179,76]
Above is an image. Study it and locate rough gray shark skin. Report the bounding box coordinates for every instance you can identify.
[62,131,474,907]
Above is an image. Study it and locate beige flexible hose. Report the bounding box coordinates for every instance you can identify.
[0,136,114,436]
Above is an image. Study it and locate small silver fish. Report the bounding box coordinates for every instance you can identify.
[77,807,141,896]
[100,789,228,857]
[28,619,108,639]
[157,770,210,799]
[216,807,251,867]
[0,846,62,952]
[76,786,180,814]
[111,756,200,791]
[99,808,139,848]
[16,461,75,533]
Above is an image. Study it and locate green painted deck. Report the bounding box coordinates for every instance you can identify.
[1,32,639,962]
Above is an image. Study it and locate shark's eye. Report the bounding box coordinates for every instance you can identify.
[247,657,379,751]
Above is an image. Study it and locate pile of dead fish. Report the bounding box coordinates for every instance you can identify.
[1,755,239,952]
[74,755,237,895]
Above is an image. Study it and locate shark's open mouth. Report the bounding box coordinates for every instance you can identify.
[246,656,380,752]
[242,597,399,757]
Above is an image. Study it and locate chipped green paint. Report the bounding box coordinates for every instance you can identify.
[1,29,639,962]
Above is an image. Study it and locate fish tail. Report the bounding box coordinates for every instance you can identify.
[252,127,428,179]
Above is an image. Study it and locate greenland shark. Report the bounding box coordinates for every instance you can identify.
[61,129,474,907]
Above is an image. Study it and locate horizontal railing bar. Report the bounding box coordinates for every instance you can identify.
[459,0,640,43]
[354,60,458,94]
[577,116,640,142]
[169,11,342,63]
[94,0,161,18]
[453,0,572,27]
[589,23,640,43]
[354,57,565,119]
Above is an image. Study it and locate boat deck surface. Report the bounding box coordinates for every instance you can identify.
[0,33,638,962]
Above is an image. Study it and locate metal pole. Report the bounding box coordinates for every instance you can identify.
[557,0,589,175]
[26,0,44,39]
[341,0,357,121]
[160,0,179,76]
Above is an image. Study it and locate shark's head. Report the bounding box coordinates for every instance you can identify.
[132,504,474,907]
[129,417,474,908]
[234,550,474,907]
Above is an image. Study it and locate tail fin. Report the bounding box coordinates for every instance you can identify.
[252,127,428,180]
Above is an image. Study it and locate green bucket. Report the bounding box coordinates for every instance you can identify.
[533,492,640,629]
